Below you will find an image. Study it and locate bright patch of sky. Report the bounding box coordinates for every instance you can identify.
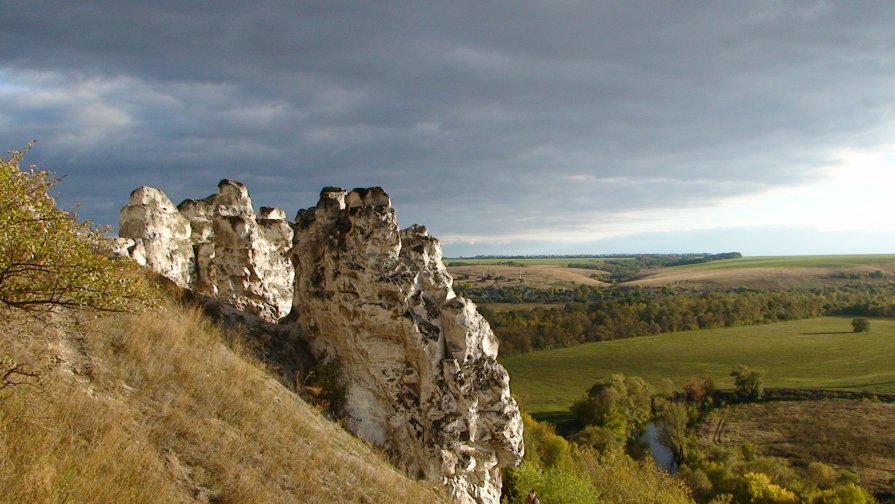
[600,145,895,237]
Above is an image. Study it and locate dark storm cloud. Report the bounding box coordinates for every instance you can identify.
[2,1,894,248]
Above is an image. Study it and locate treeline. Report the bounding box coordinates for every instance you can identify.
[452,252,742,283]
[473,284,895,355]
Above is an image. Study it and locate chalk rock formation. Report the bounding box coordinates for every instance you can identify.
[177,180,294,321]
[292,187,523,503]
[117,181,294,321]
[117,182,523,504]
[118,186,193,288]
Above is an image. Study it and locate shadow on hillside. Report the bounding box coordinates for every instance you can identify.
[532,411,577,435]
[801,331,853,335]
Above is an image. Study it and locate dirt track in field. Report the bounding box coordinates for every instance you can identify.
[447,264,609,288]
[697,400,895,496]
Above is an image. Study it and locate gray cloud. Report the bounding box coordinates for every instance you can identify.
[2,1,894,251]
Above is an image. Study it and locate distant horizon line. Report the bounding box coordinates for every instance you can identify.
[444,252,895,259]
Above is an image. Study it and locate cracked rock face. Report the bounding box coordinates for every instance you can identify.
[117,182,523,503]
[292,188,523,503]
[177,180,294,321]
[118,186,194,288]
[118,180,294,321]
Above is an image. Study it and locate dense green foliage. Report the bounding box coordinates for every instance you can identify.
[0,147,155,314]
[472,285,895,354]
[852,317,871,333]
[567,374,880,503]
[678,444,877,503]
[730,365,765,401]
[503,414,693,503]
[570,374,654,441]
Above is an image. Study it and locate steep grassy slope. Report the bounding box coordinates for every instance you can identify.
[0,302,443,503]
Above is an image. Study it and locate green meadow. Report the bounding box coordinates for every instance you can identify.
[501,316,895,418]
[675,254,895,270]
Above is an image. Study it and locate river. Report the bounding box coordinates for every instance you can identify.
[641,421,678,474]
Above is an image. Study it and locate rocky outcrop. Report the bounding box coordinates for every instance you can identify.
[118,186,193,288]
[176,180,294,321]
[292,188,523,503]
[116,182,523,504]
[117,180,294,321]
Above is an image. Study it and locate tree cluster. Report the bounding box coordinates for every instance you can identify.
[472,285,895,355]
[567,372,878,503]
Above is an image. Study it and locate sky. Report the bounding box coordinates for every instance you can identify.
[2,1,894,257]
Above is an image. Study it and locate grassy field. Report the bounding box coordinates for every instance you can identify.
[447,254,895,291]
[697,400,895,496]
[501,317,895,419]
[447,254,895,270]
[678,254,895,270]
[629,254,895,290]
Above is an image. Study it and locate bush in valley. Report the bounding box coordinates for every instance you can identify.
[730,365,765,402]
[570,373,654,442]
[683,376,716,406]
[569,424,623,452]
[851,318,870,333]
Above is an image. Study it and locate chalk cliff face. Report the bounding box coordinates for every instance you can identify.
[118,180,294,321]
[176,180,294,321]
[292,188,523,503]
[117,186,194,288]
[116,182,523,504]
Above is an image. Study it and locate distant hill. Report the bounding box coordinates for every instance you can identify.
[446,254,895,291]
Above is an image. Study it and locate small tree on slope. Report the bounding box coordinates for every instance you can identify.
[0,146,154,316]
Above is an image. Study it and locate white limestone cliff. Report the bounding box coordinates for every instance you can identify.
[118,186,193,288]
[116,182,523,504]
[176,180,294,321]
[292,187,523,503]
[118,180,294,321]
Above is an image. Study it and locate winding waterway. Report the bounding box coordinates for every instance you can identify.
[641,421,678,474]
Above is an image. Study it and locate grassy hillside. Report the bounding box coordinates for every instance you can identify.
[623,254,895,290]
[449,264,608,289]
[676,254,895,269]
[448,254,895,291]
[0,302,443,503]
[447,257,623,267]
[502,316,895,418]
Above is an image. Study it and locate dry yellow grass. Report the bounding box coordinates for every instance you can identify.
[0,302,443,504]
